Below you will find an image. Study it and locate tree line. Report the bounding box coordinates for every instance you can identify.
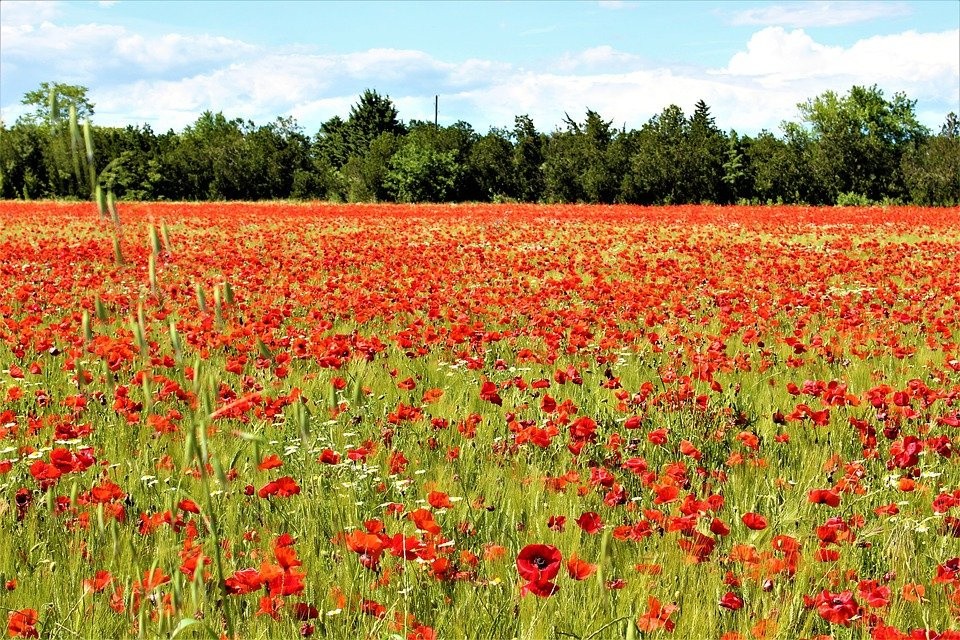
[1,82,957,205]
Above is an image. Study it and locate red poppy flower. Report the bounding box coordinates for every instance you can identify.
[812,589,859,626]
[808,489,841,507]
[256,594,283,620]
[137,567,170,592]
[857,579,891,608]
[741,512,768,530]
[82,570,114,594]
[258,476,300,498]
[710,517,731,536]
[409,508,442,535]
[292,602,320,620]
[566,554,597,580]
[479,380,502,406]
[575,511,603,534]
[177,498,201,514]
[317,449,341,465]
[654,484,680,505]
[267,567,305,596]
[345,530,385,557]
[427,491,454,509]
[520,578,559,598]
[225,568,263,595]
[7,609,38,638]
[636,596,677,633]
[934,557,960,584]
[516,544,562,581]
[257,453,283,470]
[719,591,744,610]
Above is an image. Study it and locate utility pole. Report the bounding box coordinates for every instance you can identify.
[434,95,438,128]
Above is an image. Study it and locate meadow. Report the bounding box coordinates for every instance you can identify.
[1,201,959,639]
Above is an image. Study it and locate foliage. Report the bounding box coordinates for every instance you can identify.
[342,132,400,202]
[2,82,958,205]
[18,82,95,125]
[468,128,515,201]
[901,113,960,206]
[627,104,688,204]
[796,84,929,203]
[684,100,728,203]
[512,115,546,202]
[544,110,621,203]
[385,137,460,202]
[344,89,407,157]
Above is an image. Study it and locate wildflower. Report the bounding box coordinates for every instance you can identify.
[516,544,562,582]
[6,610,38,638]
[741,512,768,530]
[637,596,677,633]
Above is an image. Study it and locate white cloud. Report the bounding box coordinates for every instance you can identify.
[2,7,956,135]
[450,67,793,134]
[730,1,911,28]
[0,17,255,79]
[556,45,646,72]
[718,27,960,103]
[0,1,60,27]
[67,27,960,135]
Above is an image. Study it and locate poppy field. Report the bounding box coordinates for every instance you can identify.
[2,201,960,640]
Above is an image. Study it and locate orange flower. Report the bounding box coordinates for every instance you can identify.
[566,554,597,580]
[7,609,38,639]
[636,596,677,633]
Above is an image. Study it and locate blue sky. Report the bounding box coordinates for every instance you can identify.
[1,1,958,135]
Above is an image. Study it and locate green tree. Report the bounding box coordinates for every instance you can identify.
[580,110,620,203]
[94,124,162,200]
[795,84,929,203]
[901,113,960,205]
[20,82,95,125]
[345,89,407,157]
[342,132,400,202]
[322,90,409,202]
[627,104,687,204]
[385,138,460,203]
[512,115,545,202]
[171,111,251,199]
[609,128,641,203]
[683,100,728,203]
[542,127,582,202]
[741,131,787,203]
[467,128,515,201]
[722,130,750,203]
[11,83,98,197]
[315,116,351,169]
[0,120,50,198]
[438,121,479,200]
[245,116,312,199]
[543,109,619,203]
[310,116,351,200]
